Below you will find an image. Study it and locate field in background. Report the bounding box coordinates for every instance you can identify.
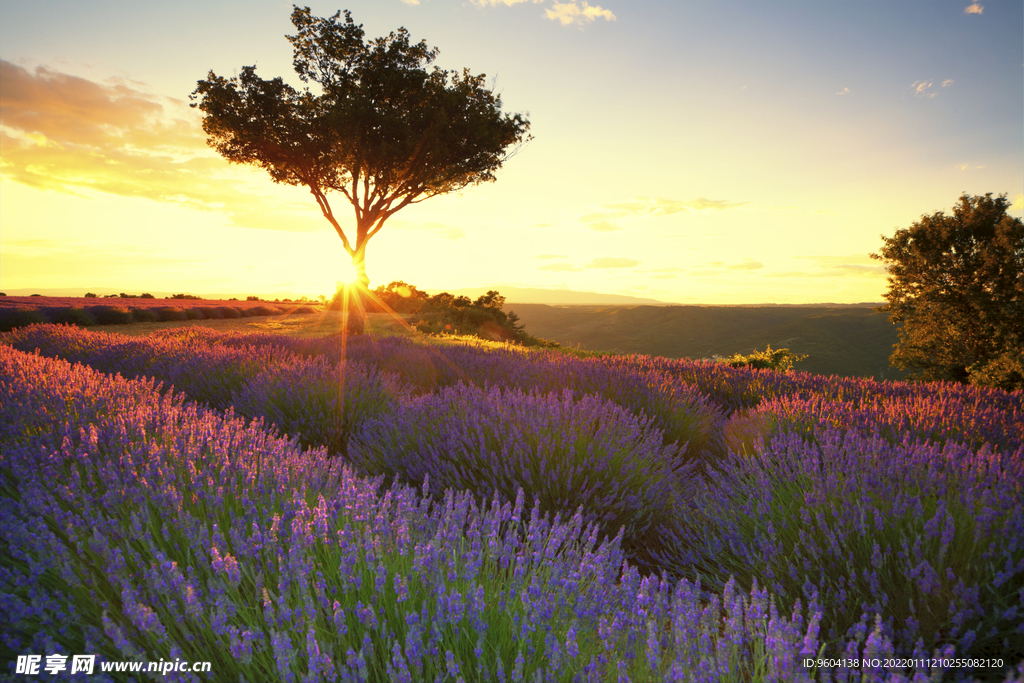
[506,303,905,380]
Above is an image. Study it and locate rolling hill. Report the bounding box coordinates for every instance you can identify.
[505,303,906,380]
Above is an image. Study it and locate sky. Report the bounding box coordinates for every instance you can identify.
[1,0,1021,304]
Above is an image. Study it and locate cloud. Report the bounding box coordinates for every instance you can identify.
[586,220,622,232]
[538,262,581,272]
[727,260,764,271]
[401,0,420,4]
[964,2,983,14]
[955,162,986,171]
[836,87,849,95]
[588,196,747,222]
[910,80,951,99]
[471,0,543,5]
[387,220,466,241]
[585,257,639,269]
[532,222,556,228]
[774,254,886,278]
[0,60,338,232]
[545,1,616,27]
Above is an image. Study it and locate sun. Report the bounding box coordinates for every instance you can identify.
[336,259,360,287]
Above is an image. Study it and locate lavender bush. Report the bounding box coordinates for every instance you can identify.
[350,383,699,569]
[1,346,874,682]
[3,324,1023,680]
[676,428,1024,676]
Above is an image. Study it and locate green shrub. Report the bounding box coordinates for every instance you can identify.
[87,306,134,325]
[45,307,98,327]
[154,307,188,322]
[967,349,1024,392]
[84,292,97,298]
[249,305,281,316]
[200,307,224,319]
[720,345,807,372]
[216,306,241,319]
[0,308,48,331]
[129,308,160,323]
[184,308,205,320]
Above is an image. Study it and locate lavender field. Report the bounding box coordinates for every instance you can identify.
[1,324,1022,682]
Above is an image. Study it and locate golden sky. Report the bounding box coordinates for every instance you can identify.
[2,0,1021,303]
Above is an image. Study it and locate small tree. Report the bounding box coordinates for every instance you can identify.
[191,6,531,325]
[871,192,1023,389]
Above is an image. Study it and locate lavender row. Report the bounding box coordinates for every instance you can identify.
[1,323,400,456]
[145,326,1023,454]
[139,327,729,464]
[734,393,1024,455]
[616,354,1023,452]
[0,325,720,574]
[669,427,1024,675]
[0,345,914,682]
[349,383,701,574]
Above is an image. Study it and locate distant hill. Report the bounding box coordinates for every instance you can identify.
[506,304,906,381]
[429,286,670,305]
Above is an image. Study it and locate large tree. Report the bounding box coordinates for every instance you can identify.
[190,6,530,306]
[871,192,1023,389]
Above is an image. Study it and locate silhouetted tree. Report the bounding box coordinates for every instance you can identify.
[871,193,1023,389]
[191,6,531,330]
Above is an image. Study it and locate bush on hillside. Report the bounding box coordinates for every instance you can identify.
[154,307,188,322]
[414,288,558,347]
[720,345,807,372]
[0,308,48,331]
[87,306,134,325]
[129,308,160,323]
[45,307,97,327]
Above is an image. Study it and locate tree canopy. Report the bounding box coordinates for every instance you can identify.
[190,6,531,292]
[871,192,1023,390]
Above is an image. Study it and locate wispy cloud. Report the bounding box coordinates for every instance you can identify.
[911,80,936,98]
[0,60,329,233]
[955,162,986,171]
[588,196,747,221]
[546,1,616,27]
[578,216,622,232]
[836,87,849,95]
[585,257,639,268]
[401,0,420,5]
[387,220,466,241]
[538,262,581,272]
[727,260,764,271]
[964,2,983,14]
[471,0,543,6]
[772,254,886,278]
[910,79,952,99]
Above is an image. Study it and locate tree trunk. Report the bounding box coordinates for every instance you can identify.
[345,246,369,335]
